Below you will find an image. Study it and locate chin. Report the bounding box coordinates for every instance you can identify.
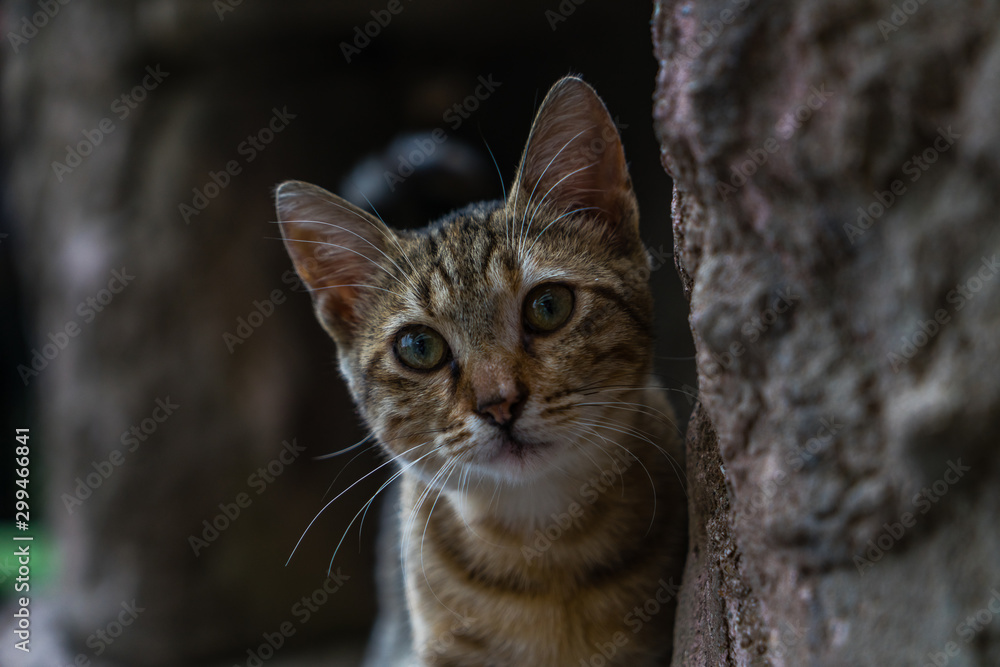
[465,433,566,486]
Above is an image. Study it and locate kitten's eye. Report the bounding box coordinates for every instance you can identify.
[394,326,449,371]
[523,283,574,333]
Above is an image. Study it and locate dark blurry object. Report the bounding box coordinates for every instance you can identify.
[339,133,495,229]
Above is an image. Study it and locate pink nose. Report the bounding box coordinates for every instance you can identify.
[476,389,525,427]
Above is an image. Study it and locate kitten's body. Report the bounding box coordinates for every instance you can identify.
[277,77,686,666]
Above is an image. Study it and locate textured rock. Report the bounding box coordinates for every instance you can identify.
[654,1,1000,664]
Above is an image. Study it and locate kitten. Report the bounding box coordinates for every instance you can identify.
[275,76,687,666]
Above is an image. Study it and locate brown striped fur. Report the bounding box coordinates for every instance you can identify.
[276,77,686,666]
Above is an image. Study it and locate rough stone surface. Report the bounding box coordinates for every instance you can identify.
[654,1,1000,664]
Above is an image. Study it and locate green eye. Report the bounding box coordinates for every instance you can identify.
[524,283,574,333]
[394,326,449,370]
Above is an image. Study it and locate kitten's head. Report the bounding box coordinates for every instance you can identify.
[276,77,653,488]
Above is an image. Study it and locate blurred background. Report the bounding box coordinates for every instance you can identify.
[0,1,694,664]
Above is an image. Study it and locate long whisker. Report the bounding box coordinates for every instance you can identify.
[480,136,512,246]
[320,445,378,502]
[574,423,659,534]
[325,443,448,574]
[308,283,406,300]
[577,417,687,499]
[278,222,417,294]
[554,423,623,484]
[572,383,701,410]
[573,400,679,430]
[282,192,418,291]
[403,457,454,578]
[351,189,420,279]
[286,440,433,565]
[314,433,375,460]
[277,235,404,290]
[319,427,448,501]
[420,461,464,620]
[330,464,410,573]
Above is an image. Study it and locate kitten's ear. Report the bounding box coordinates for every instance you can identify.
[275,180,393,340]
[510,76,637,233]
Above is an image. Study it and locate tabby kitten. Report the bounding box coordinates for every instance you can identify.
[276,76,686,666]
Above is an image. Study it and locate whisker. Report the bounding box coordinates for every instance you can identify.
[403,457,454,581]
[314,433,374,460]
[574,423,659,534]
[282,194,418,292]
[277,223,417,294]
[480,135,511,246]
[351,189,421,279]
[420,461,464,621]
[319,427,448,501]
[319,443,378,503]
[326,442,451,574]
[330,460,412,573]
[308,283,406,300]
[577,418,688,500]
[286,440,434,566]
[572,400,675,425]
[553,423,622,484]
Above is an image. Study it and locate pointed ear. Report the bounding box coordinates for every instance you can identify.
[275,180,394,341]
[510,76,637,233]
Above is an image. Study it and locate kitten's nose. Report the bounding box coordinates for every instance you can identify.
[475,388,526,427]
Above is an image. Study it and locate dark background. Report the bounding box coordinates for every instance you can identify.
[0,1,694,663]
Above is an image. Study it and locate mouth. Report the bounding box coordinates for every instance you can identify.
[485,429,553,466]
